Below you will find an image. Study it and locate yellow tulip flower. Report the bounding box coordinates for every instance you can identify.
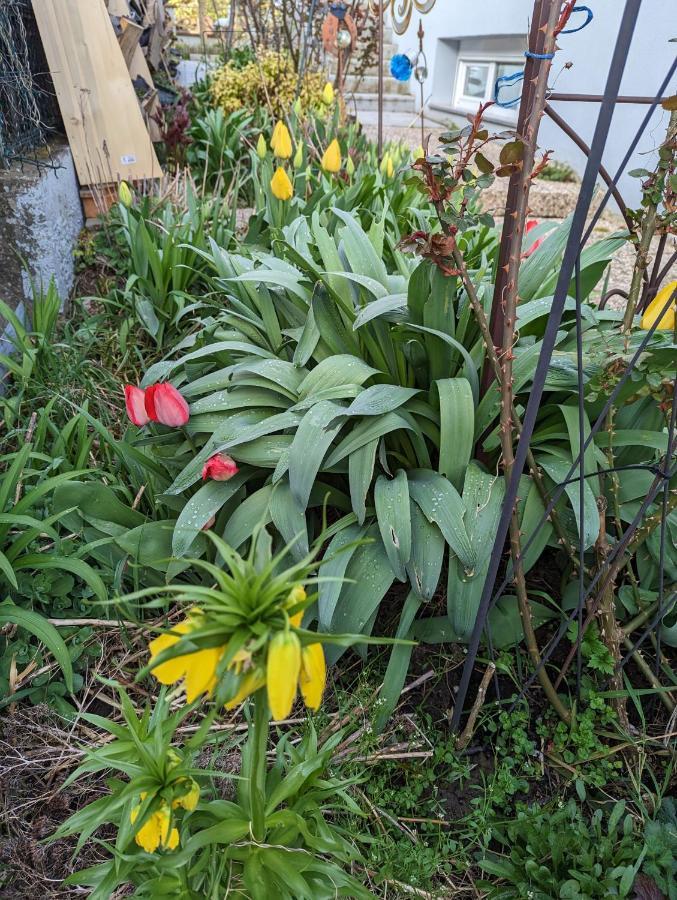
[271,166,294,201]
[267,630,301,720]
[118,181,133,207]
[322,81,335,105]
[321,139,341,174]
[299,643,326,711]
[271,121,292,159]
[131,801,179,853]
[256,133,267,160]
[640,280,676,331]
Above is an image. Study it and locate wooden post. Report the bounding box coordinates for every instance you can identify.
[377,0,385,158]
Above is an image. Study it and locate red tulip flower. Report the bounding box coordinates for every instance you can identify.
[524,219,544,258]
[124,383,190,428]
[202,453,238,482]
[125,385,150,427]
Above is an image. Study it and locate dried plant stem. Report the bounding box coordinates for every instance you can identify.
[455,662,495,750]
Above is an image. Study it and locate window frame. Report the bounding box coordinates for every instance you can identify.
[454,54,524,114]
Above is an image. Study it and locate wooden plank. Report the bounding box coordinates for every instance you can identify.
[32,0,162,186]
[118,17,144,70]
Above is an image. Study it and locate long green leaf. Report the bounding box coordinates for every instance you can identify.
[0,601,74,692]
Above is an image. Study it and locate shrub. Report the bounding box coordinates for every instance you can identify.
[210,50,326,119]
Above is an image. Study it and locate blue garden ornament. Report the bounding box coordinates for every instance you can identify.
[390,53,413,82]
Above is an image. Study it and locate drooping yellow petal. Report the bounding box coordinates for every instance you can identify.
[321,139,341,174]
[184,645,224,703]
[173,778,200,811]
[224,669,266,710]
[270,167,294,201]
[271,122,292,159]
[267,631,301,721]
[299,643,326,712]
[148,620,192,685]
[132,805,177,853]
[640,280,676,331]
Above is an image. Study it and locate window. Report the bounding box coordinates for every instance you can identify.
[455,57,523,111]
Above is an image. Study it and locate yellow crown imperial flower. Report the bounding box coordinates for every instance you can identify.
[148,610,226,704]
[256,133,267,160]
[267,630,301,720]
[322,81,335,105]
[131,800,179,853]
[224,668,266,710]
[172,777,200,812]
[118,181,133,207]
[321,138,341,174]
[293,143,304,169]
[640,280,676,331]
[299,643,326,712]
[270,166,294,201]
[271,121,292,159]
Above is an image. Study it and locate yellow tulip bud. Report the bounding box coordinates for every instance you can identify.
[386,156,394,178]
[271,121,292,160]
[640,280,676,331]
[118,181,133,207]
[270,167,294,201]
[321,138,341,174]
[414,145,424,161]
[267,631,301,720]
[379,153,389,175]
[346,155,355,176]
[256,134,267,160]
[299,643,326,712]
[322,81,335,105]
[293,143,304,169]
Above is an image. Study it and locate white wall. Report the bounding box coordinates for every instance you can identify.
[392,0,677,207]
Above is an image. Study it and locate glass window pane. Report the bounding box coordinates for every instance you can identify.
[462,63,489,99]
[495,62,522,106]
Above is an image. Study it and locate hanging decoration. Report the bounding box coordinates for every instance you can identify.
[369,0,437,36]
[321,3,357,56]
[390,53,413,81]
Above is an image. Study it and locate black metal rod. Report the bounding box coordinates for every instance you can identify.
[547,93,667,104]
[450,0,642,734]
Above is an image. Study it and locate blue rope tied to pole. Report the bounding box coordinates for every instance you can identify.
[524,50,555,60]
[561,4,594,33]
[494,69,525,107]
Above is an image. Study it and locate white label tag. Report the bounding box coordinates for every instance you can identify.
[121,154,137,165]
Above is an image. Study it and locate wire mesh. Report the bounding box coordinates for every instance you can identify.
[0,0,62,166]
[451,0,677,731]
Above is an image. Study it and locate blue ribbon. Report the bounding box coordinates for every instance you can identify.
[524,50,555,60]
[561,4,593,33]
[494,69,524,108]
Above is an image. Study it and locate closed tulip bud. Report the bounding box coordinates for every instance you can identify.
[256,134,267,160]
[202,452,238,482]
[293,97,303,117]
[144,383,190,427]
[293,143,304,169]
[124,385,150,426]
[346,154,355,176]
[118,180,133,207]
[270,166,294,201]
[414,145,424,161]
[321,138,341,174]
[271,121,292,159]
[321,81,335,105]
[267,631,301,721]
[640,280,676,331]
[299,643,326,712]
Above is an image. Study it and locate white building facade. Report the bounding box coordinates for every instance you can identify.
[390,0,676,207]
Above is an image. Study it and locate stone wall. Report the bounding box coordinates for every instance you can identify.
[0,138,83,341]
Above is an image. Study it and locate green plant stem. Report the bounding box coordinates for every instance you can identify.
[247,689,270,842]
